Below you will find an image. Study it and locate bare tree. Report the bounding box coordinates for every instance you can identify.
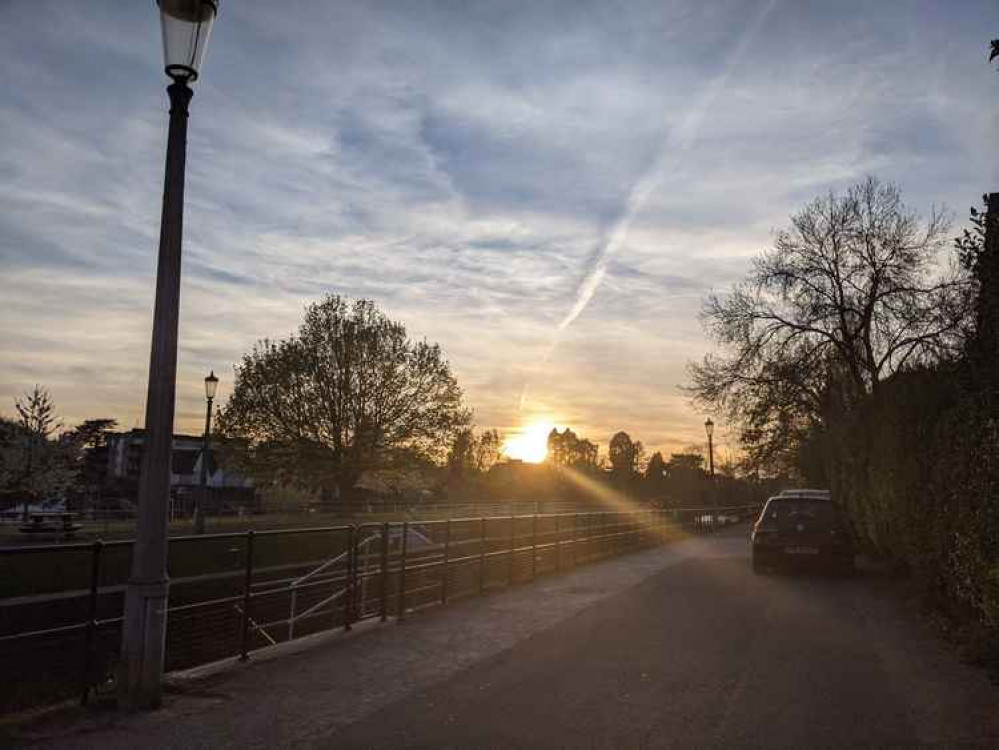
[689,177,969,471]
[218,296,470,500]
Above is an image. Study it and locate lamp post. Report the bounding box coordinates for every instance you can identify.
[704,418,715,478]
[704,419,715,512]
[194,371,218,535]
[119,0,218,710]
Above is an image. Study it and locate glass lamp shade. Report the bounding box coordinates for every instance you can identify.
[158,0,219,82]
[204,370,219,400]
[704,418,714,439]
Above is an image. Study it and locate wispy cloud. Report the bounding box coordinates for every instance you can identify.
[0,0,995,455]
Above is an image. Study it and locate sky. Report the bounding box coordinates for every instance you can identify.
[0,0,996,462]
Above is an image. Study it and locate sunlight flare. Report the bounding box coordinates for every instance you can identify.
[502,421,554,463]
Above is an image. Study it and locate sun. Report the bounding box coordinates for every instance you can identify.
[502,421,553,463]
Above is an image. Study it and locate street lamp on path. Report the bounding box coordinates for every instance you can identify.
[704,418,716,510]
[194,370,218,534]
[119,0,218,710]
[704,418,715,478]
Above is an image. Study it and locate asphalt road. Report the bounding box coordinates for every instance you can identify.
[331,534,998,750]
[16,528,999,749]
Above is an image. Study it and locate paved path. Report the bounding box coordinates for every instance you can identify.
[11,529,999,749]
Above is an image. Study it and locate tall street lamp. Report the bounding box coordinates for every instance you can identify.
[704,418,715,477]
[119,0,218,710]
[194,370,218,534]
[704,418,716,510]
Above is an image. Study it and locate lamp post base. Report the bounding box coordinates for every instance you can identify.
[118,577,170,710]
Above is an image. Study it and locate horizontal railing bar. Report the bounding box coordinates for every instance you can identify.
[0,620,86,642]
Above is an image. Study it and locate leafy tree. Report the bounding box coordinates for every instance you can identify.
[448,428,504,476]
[644,451,665,480]
[218,296,471,500]
[663,453,707,506]
[60,418,118,492]
[643,451,666,500]
[447,429,475,477]
[1,388,77,516]
[608,431,644,481]
[473,429,503,473]
[546,428,598,471]
[990,39,998,65]
[689,177,969,472]
[64,418,117,451]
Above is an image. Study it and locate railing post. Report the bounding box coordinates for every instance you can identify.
[478,516,487,594]
[344,525,355,631]
[508,515,515,586]
[380,522,390,622]
[397,521,409,622]
[572,513,578,567]
[239,530,254,661]
[441,519,451,605]
[555,513,561,573]
[531,513,538,580]
[80,539,103,706]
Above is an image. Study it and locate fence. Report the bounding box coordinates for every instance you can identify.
[0,504,759,713]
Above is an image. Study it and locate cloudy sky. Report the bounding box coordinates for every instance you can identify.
[0,0,996,460]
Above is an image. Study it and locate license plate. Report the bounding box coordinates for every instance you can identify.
[785,546,819,555]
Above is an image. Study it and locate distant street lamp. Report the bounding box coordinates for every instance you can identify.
[705,418,716,510]
[119,0,219,710]
[194,370,218,535]
[704,418,715,478]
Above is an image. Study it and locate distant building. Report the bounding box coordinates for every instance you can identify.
[104,430,256,514]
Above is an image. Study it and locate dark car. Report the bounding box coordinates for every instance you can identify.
[750,491,854,573]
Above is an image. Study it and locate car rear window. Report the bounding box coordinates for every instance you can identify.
[762,498,834,523]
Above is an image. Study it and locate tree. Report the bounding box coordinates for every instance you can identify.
[689,177,969,472]
[60,418,118,493]
[447,429,475,477]
[449,428,504,476]
[645,451,665,481]
[1,387,76,517]
[643,451,666,500]
[218,296,471,500]
[990,39,998,65]
[608,431,644,482]
[473,429,502,473]
[546,428,598,472]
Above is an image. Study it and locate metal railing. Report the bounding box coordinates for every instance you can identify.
[0,504,759,713]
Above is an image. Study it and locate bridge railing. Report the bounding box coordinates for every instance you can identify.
[0,504,760,713]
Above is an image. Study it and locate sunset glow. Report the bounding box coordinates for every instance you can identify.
[502,421,554,463]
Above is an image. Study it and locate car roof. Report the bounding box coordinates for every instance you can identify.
[766,489,832,504]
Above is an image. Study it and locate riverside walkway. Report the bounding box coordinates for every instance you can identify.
[9,528,998,749]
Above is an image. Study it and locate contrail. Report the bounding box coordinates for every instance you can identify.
[557,0,778,333]
[519,0,778,413]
